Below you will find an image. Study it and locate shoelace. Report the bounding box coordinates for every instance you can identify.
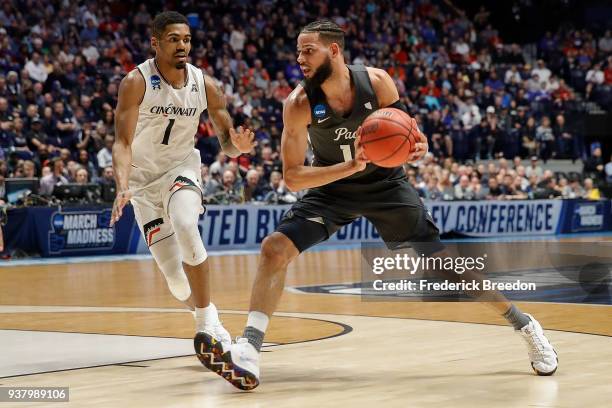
[524,326,546,359]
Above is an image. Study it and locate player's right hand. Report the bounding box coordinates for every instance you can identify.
[110,190,133,227]
[352,126,369,172]
[229,126,256,154]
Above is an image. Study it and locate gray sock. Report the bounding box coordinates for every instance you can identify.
[503,304,531,330]
[243,326,265,352]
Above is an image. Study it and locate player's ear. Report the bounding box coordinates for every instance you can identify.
[330,42,341,58]
[151,36,158,50]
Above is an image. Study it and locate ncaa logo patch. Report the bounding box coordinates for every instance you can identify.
[313,104,326,118]
[150,75,161,90]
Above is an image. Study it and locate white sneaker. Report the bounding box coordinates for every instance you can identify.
[227,337,260,386]
[518,313,558,376]
[195,334,260,390]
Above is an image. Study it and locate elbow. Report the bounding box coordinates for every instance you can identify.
[283,172,301,193]
[285,181,299,193]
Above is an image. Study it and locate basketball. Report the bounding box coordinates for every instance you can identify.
[360,108,420,168]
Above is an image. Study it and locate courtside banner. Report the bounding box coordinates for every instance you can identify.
[425,199,564,237]
[5,200,607,256]
[196,200,567,251]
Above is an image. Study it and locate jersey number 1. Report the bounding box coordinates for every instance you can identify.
[161,119,175,145]
[340,144,353,161]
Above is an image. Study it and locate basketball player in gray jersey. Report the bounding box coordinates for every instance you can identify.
[197,20,557,390]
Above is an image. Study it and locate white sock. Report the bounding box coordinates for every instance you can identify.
[194,303,219,332]
[246,311,269,333]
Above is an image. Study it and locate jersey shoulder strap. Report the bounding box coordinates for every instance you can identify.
[136,59,159,109]
[347,64,379,111]
[188,63,208,111]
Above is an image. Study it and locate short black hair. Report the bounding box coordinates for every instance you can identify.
[300,20,345,49]
[151,11,189,38]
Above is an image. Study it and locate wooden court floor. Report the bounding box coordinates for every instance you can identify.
[0,244,611,407]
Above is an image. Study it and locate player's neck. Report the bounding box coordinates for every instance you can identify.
[154,57,187,89]
[320,64,351,100]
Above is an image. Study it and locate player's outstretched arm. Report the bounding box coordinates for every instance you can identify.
[204,75,255,158]
[110,70,143,226]
[282,87,368,192]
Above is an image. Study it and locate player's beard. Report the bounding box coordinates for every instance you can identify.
[305,55,333,88]
[175,61,186,69]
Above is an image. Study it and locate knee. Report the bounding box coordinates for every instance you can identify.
[260,233,295,270]
[170,212,197,239]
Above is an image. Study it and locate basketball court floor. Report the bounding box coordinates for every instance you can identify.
[1,236,611,407]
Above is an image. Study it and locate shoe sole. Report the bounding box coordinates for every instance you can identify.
[194,332,260,391]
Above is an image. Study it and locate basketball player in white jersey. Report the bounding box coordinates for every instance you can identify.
[110,12,254,369]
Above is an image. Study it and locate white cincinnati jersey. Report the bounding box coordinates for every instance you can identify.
[130,58,207,185]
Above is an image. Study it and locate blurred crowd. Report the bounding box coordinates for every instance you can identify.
[0,0,611,206]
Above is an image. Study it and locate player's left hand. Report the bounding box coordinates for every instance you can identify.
[230,126,256,154]
[110,189,133,227]
[407,118,428,162]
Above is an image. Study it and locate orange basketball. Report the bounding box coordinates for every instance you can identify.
[360,108,420,168]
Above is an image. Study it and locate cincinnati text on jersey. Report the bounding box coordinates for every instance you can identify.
[149,104,198,117]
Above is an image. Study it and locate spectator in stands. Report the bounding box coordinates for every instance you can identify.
[24,52,47,83]
[470,175,487,200]
[486,177,503,199]
[558,177,574,199]
[583,146,604,182]
[553,114,578,161]
[18,160,35,178]
[39,157,68,196]
[96,135,113,169]
[454,175,474,200]
[99,166,114,186]
[243,169,267,202]
[534,173,562,199]
[536,116,554,162]
[583,178,601,200]
[209,151,229,176]
[77,149,97,179]
[263,170,297,204]
[75,168,89,185]
[217,170,243,204]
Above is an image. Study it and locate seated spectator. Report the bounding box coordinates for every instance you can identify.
[99,166,115,186]
[75,167,89,185]
[453,175,474,200]
[470,175,487,200]
[21,160,37,178]
[486,177,503,199]
[583,178,601,200]
[243,169,268,202]
[209,151,229,176]
[77,149,97,178]
[263,171,297,204]
[39,157,68,195]
[583,147,604,182]
[97,135,114,169]
[533,176,562,199]
[438,170,454,200]
[553,114,578,161]
[205,169,243,205]
[536,116,554,162]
